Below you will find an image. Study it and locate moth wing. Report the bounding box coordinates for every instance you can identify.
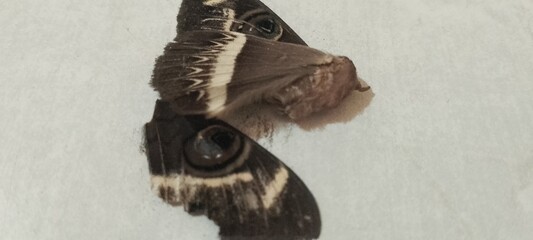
[177,0,307,45]
[151,30,334,117]
[214,146,322,240]
[144,101,321,240]
[144,100,191,206]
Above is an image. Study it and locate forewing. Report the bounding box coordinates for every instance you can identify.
[151,30,334,116]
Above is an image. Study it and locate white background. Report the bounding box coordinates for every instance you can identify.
[1,0,532,239]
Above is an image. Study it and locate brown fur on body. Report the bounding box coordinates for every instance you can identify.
[268,57,360,120]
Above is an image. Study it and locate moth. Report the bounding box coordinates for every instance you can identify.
[145,0,364,238]
[151,0,367,120]
[145,100,321,240]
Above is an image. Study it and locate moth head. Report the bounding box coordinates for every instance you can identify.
[183,125,250,178]
[178,0,306,44]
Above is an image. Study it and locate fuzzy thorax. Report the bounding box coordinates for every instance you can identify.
[268,56,360,120]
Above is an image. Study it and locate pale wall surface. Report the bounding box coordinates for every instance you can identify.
[1,0,532,239]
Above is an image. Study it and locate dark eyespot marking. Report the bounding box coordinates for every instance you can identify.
[184,126,242,170]
[210,130,235,150]
[183,125,250,177]
[232,10,283,40]
[249,14,282,39]
[256,17,276,34]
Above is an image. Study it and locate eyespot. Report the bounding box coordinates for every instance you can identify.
[234,12,283,40]
[251,15,282,39]
[256,18,277,34]
[183,125,245,176]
